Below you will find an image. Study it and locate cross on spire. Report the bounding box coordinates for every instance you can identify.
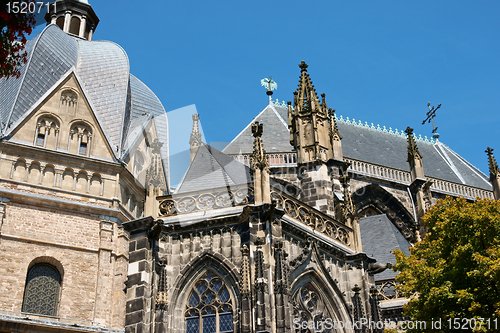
[422,101,441,139]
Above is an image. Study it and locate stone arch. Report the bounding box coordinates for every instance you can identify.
[352,184,416,243]
[61,167,74,191]
[12,158,26,181]
[42,164,56,187]
[34,114,61,149]
[75,170,88,193]
[168,250,240,332]
[60,89,78,114]
[68,120,93,156]
[27,256,65,279]
[290,270,353,333]
[27,161,41,184]
[89,173,102,196]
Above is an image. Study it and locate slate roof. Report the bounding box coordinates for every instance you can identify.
[0,24,169,186]
[359,214,411,280]
[223,104,292,155]
[175,143,251,193]
[223,102,491,190]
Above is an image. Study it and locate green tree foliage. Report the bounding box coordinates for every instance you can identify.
[1,0,36,79]
[393,197,500,332]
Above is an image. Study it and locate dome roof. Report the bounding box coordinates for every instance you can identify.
[0,24,169,180]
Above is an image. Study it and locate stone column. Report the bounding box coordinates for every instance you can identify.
[79,15,86,38]
[54,127,59,150]
[63,11,71,33]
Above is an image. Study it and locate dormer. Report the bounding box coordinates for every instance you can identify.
[45,0,99,41]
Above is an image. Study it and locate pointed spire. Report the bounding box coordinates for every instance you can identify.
[405,126,422,163]
[289,61,342,163]
[295,61,322,115]
[189,114,202,163]
[329,108,343,159]
[486,147,500,200]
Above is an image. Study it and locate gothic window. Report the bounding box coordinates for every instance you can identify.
[22,264,61,316]
[292,283,333,333]
[185,271,233,333]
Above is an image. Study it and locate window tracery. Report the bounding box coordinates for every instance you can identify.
[22,263,61,316]
[185,271,234,333]
[292,283,333,333]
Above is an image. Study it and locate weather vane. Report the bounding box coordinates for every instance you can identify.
[422,101,441,139]
[261,76,277,97]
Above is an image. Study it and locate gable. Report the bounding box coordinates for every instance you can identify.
[7,72,116,160]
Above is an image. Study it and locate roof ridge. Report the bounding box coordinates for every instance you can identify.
[436,142,491,186]
[334,113,436,144]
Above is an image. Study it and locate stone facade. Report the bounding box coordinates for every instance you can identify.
[1,1,497,332]
[0,1,168,332]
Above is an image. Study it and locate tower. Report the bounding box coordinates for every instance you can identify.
[288,61,343,216]
[288,61,342,164]
[45,0,99,40]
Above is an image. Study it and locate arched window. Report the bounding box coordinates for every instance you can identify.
[34,116,60,149]
[292,282,333,333]
[185,271,233,333]
[22,264,61,316]
[60,90,78,114]
[56,16,64,30]
[69,16,80,35]
[68,123,92,156]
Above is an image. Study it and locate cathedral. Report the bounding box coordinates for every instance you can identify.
[0,1,499,333]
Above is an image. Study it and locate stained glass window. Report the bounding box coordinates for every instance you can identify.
[22,264,61,316]
[185,271,233,333]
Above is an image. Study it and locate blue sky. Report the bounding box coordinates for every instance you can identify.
[32,0,500,179]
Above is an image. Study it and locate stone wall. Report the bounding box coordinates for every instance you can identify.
[0,194,128,329]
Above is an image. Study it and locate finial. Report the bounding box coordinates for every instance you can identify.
[422,101,441,139]
[486,147,499,177]
[405,126,422,162]
[299,60,308,71]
